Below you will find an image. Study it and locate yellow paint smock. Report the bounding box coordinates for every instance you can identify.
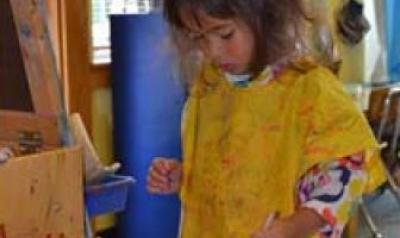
[179,59,386,237]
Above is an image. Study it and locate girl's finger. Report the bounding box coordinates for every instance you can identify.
[164,160,179,170]
[148,168,169,183]
[147,178,167,189]
[146,177,169,190]
[153,159,173,175]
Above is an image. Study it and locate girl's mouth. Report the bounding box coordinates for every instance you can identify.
[219,63,236,72]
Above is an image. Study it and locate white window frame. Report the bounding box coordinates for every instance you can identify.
[90,0,152,65]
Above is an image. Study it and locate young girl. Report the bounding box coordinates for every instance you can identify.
[147,0,386,237]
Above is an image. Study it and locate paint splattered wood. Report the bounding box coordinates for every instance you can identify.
[0,111,60,151]
[0,147,84,238]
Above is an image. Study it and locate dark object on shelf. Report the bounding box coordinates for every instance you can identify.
[337,0,370,46]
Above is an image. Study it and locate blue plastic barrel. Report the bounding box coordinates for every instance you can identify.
[111,13,185,238]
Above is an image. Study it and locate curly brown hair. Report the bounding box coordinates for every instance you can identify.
[163,0,309,79]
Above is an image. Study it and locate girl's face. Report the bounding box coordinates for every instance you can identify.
[181,11,256,75]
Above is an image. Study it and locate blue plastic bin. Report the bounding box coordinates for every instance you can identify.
[85,175,135,217]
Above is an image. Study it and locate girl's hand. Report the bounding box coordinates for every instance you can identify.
[146,157,182,195]
[251,208,325,238]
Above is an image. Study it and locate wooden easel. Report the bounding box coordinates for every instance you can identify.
[0,0,68,155]
[0,1,85,237]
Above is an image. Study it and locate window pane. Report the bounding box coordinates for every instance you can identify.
[91,0,153,64]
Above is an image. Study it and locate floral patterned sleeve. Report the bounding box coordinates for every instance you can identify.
[298,153,367,238]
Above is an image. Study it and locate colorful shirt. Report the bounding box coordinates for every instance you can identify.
[299,154,367,238]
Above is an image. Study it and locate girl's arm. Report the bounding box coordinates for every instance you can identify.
[254,153,367,238]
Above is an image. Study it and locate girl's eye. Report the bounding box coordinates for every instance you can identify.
[193,36,204,42]
[220,30,235,40]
